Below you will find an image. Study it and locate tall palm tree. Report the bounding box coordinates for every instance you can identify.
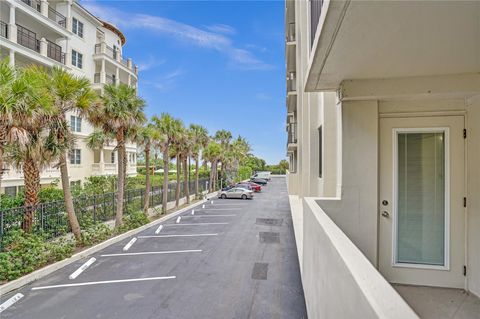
[203,141,221,192]
[48,67,98,241]
[214,129,232,187]
[135,124,157,213]
[189,124,209,198]
[171,124,186,208]
[89,84,146,227]
[152,113,183,213]
[228,136,251,182]
[0,60,50,189]
[177,128,194,204]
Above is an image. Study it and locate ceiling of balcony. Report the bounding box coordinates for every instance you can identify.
[306,0,480,91]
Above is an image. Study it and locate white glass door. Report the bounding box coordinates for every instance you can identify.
[379,116,465,288]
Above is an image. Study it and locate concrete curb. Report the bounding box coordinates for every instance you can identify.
[0,192,218,296]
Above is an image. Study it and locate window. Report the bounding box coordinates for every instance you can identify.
[111,151,115,163]
[72,18,84,38]
[71,50,83,69]
[318,126,323,178]
[4,186,17,197]
[70,116,82,132]
[69,149,81,165]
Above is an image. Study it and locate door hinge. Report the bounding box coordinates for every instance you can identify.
[464,197,467,208]
[464,129,467,139]
[464,265,467,276]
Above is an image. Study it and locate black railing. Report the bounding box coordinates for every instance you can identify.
[0,178,210,246]
[0,21,7,39]
[17,25,39,52]
[94,73,101,83]
[310,0,324,47]
[288,122,297,144]
[21,0,41,12]
[106,74,116,85]
[47,40,65,64]
[287,22,295,42]
[48,6,66,28]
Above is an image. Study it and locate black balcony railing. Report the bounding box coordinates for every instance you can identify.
[310,0,324,47]
[0,21,7,39]
[17,24,39,52]
[47,40,65,64]
[21,0,41,12]
[106,74,116,85]
[48,6,66,28]
[288,122,297,144]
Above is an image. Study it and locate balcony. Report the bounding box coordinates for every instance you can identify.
[93,73,117,85]
[286,22,296,43]
[0,21,7,39]
[17,25,40,53]
[287,122,297,151]
[310,0,324,47]
[94,42,138,75]
[46,40,65,64]
[287,73,297,93]
[20,0,66,29]
[21,0,41,12]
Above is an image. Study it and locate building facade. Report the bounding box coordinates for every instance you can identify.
[0,0,138,196]
[286,0,480,318]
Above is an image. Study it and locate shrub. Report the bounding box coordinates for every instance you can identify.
[0,230,75,282]
[116,211,149,233]
[38,186,64,203]
[80,217,113,246]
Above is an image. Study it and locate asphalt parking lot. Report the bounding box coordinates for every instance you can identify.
[0,176,307,319]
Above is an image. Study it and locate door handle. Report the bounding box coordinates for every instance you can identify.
[381,211,389,218]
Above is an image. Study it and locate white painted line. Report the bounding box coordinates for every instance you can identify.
[155,225,164,234]
[176,216,181,224]
[0,293,24,313]
[138,234,218,238]
[202,204,205,209]
[32,276,176,291]
[197,209,240,211]
[191,209,195,215]
[210,200,214,204]
[183,214,235,217]
[101,250,202,257]
[69,257,96,280]
[123,238,137,252]
[164,223,228,226]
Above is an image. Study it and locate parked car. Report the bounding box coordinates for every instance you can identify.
[236,183,253,191]
[250,177,267,185]
[251,171,271,181]
[221,185,235,191]
[218,187,254,200]
[237,182,261,192]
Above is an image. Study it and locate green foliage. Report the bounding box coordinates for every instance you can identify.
[38,186,64,203]
[83,175,117,194]
[116,211,149,233]
[236,166,253,182]
[0,194,24,210]
[243,156,266,172]
[79,216,113,246]
[0,230,74,282]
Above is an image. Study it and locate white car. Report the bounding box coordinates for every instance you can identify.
[218,187,254,200]
[251,171,271,181]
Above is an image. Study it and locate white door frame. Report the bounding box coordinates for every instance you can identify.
[391,127,451,271]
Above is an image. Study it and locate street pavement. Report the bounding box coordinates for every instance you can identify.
[0,176,307,319]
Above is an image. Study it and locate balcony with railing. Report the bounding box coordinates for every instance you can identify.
[287,122,297,150]
[21,0,41,12]
[287,73,297,93]
[94,42,138,75]
[310,0,324,47]
[17,24,40,52]
[46,40,65,64]
[48,6,66,28]
[0,21,7,39]
[286,22,296,43]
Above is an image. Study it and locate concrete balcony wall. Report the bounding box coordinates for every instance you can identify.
[301,197,418,319]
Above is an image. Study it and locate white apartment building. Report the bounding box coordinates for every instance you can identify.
[286,1,480,318]
[0,0,139,196]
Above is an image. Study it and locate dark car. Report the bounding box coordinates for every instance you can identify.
[250,177,267,185]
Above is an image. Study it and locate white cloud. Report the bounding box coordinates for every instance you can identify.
[255,92,271,100]
[205,24,236,35]
[137,55,166,72]
[83,2,272,70]
[141,68,186,92]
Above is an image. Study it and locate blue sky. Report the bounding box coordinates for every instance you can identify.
[82,0,286,164]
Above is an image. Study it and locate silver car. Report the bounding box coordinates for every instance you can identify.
[218,187,254,200]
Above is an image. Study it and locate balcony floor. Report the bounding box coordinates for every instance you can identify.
[394,284,480,319]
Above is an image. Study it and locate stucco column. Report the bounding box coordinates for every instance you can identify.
[115,67,119,86]
[9,50,15,66]
[99,149,105,174]
[127,58,132,69]
[64,38,71,65]
[115,48,121,62]
[127,74,131,87]
[40,0,48,17]
[8,4,17,43]
[100,42,106,54]
[40,38,48,56]
[100,59,106,83]
[134,65,138,76]
[66,0,72,32]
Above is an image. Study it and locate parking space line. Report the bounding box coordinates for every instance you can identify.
[164,223,228,226]
[69,257,96,280]
[182,214,235,217]
[138,234,218,238]
[155,225,164,234]
[123,238,137,251]
[196,209,241,211]
[100,250,202,257]
[31,276,176,291]
[0,293,24,313]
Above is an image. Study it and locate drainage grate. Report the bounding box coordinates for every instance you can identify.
[259,232,280,243]
[256,218,283,226]
[251,262,269,280]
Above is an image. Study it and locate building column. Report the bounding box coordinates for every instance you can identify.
[115,67,119,86]
[40,0,48,17]
[65,38,71,66]
[40,38,48,57]
[99,149,105,174]
[9,50,15,67]
[127,58,132,69]
[66,0,73,32]
[100,59,106,83]
[8,3,17,43]
[127,74,131,87]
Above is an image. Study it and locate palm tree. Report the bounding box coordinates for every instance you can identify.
[48,67,98,241]
[214,129,232,188]
[152,113,183,213]
[203,141,221,192]
[228,136,251,182]
[177,128,194,204]
[0,60,50,189]
[171,124,186,208]
[189,124,209,198]
[89,84,146,227]
[135,124,157,213]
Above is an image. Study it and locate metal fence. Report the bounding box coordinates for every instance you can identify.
[0,178,210,245]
